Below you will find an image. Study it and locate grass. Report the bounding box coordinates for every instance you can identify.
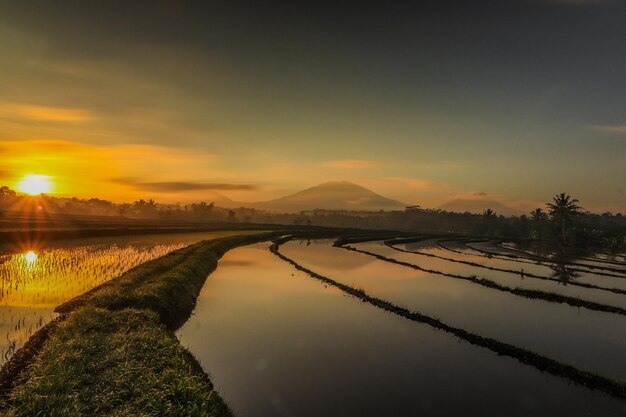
[1,231,285,416]
[3,308,230,417]
[56,233,278,328]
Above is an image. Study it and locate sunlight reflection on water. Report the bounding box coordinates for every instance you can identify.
[0,230,253,364]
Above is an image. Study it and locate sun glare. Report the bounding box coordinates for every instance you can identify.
[16,174,53,195]
[24,250,38,265]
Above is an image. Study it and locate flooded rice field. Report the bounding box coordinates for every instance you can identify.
[384,240,626,309]
[0,230,253,363]
[498,241,626,271]
[446,241,626,287]
[279,240,626,381]
[177,243,626,417]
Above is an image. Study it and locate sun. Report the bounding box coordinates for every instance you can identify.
[16,174,53,195]
[24,250,38,265]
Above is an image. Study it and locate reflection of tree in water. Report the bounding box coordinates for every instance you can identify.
[549,251,582,285]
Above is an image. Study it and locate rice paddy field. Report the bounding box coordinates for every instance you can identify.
[3,230,626,416]
[177,235,626,416]
[0,231,256,363]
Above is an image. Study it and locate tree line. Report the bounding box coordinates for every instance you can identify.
[1,186,624,251]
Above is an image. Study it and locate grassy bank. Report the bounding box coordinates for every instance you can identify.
[4,308,230,416]
[0,231,285,416]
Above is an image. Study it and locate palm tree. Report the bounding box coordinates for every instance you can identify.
[529,208,547,239]
[482,209,497,235]
[530,208,547,222]
[546,193,582,245]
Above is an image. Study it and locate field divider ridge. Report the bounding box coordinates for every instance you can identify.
[270,236,626,400]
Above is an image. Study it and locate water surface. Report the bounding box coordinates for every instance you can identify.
[178,243,626,416]
[379,241,626,309]
[282,240,626,380]
[410,240,626,291]
[0,230,255,363]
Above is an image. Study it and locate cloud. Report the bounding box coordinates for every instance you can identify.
[590,124,626,134]
[0,103,96,122]
[473,192,487,196]
[323,160,382,170]
[0,139,229,200]
[112,179,257,192]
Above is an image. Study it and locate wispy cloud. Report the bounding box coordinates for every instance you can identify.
[323,160,382,170]
[112,179,257,192]
[589,124,626,134]
[454,191,506,200]
[0,139,228,200]
[0,103,96,122]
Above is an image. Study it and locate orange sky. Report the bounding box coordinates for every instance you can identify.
[1,2,625,213]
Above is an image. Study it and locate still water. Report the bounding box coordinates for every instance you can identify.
[282,240,626,381]
[178,243,626,417]
[499,242,626,271]
[0,230,254,363]
[441,240,626,290]
[378,240,626,310]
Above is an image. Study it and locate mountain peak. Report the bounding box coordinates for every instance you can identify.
[249,181,405,212]
[307,180,371,191]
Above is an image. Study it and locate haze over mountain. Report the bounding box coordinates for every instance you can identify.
[213,181,525,215]
[227,181,406,213]
[437,199,522,216]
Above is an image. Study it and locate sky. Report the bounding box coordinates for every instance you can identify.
[0,0,625,212]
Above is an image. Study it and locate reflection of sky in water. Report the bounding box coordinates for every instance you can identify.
[283,240,626,381]
[407,241,626,291]
[375,242,626,310]
[0,230,254,364]
[178,243,626,417]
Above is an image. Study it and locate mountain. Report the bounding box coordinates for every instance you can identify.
[437,199,522,216]
[200,191,236,207]
[241,181,406,213]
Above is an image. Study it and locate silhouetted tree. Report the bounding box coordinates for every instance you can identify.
[190,201,215,220]
[547,193,582,245]
[0,186,16,197]
[481,209,497,235]
[529,208,548,239]
[482,209,496,219]
[117,203,131,217]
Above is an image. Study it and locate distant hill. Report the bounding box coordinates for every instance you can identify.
[239,181,405,213]
[437,199,522,216]
[201,191,235,207]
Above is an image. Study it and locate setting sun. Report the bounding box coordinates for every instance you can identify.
[16,174,53,195]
